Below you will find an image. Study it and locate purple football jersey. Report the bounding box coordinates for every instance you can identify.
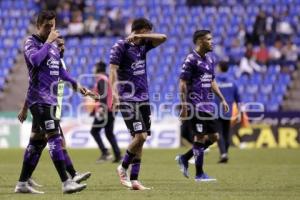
[24,34,76,107]
[180,50,217,113]
[109,39,154,102]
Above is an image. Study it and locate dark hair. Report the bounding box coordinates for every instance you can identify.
[219,61,229,72]
[131,18,153,32]
[193,30,211,44]
[36,10,56,27]
[95,61,106,73]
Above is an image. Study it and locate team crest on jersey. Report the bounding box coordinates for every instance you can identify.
[133,122,143,131]
[45,120,55,130]
[196,123,203,132]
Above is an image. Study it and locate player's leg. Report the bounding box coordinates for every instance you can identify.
[90,117,111,162]
[15,122,46,194]
[33,104,86,193]
[59,125,91,182]
[217,118,227,158]
[193,112,217,182]
[218,119,231,163]
[129,103,151,190]
[104,111,121,163]
[117,102,149,189]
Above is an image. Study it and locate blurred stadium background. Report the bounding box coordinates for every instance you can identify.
[0,0,300,199]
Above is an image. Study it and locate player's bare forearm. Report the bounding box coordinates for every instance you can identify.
[179,79,188,105]
[109,64,119,99]
[212,80,225,101]
[137,33,167,46]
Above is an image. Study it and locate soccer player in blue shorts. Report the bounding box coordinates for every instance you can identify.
[14,10,92,194]
[15,37,91,193]
[177,30,229,182]
[109,18,167,190]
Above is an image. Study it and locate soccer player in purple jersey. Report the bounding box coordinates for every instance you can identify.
[14,10,91,194]
[176,30,229,182]
[109,18,167,190]
[15,37,91,193]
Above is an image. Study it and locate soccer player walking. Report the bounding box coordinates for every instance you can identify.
[110,18,167,190]
[90,61,121,163]
[177,30,229,181]
[215,61,242,163]
[15,37,91,194]
[14,10,91,194]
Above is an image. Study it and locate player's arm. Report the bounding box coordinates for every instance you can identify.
[212,80,229,113]
[127,33,167,47]
[18,99,28,123]
[25,30,59,67]
[109,64,120,111]
[59,66,90,97]
[179,79,188,119]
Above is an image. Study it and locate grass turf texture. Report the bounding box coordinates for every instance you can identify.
[0,148,299,200]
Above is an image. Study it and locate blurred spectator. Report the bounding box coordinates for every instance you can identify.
[38,0,59,10]
[282,39,298,63]
[56,2,71,28]
[70,0,85,12]
[255,42,269,65]
[277,11,294,41]
[269,39,283,63]
[96,16,112,36]
[228,39,244,64]
[238,43,262,76]
[237,24,246,45]
[111,9,125,36]
[252,10,266,45]
[84,15,98,36]
[215,42,228,61]
[265,12,279,45]
[68,10,84,36]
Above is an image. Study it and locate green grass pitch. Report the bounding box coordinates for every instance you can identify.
[0,148,299,200]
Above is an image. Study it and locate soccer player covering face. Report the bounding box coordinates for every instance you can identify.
[109,18,167,190]
[176,30,229,182]
[14,10,93,194]
[15,37,91,194]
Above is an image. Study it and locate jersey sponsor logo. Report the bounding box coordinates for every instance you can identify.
[131,60,145,70]
[201,83,212,88]
[50,71,59,76]
[45,120,55,130]
[47,57,60,69]
[133,69,145,75]
[196,123,203,133]
[133,122,143,131]
[200,74,213,83]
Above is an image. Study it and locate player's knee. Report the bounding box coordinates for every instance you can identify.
[46,131,60,139]
[27,139,47,154]
[194,134,205,143]
[209,133,219,142]
[30,131,45,140]
[136,132,147,143]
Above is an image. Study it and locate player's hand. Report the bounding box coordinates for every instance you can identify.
[18,108,28,123]
[179,105,188,120]
[46,29,60,43]
[86,90,100,100]
[126,34,141,43]
[56,37,65,57]
[79,86,88,96]
[221,100,229,113]
[112,95,120,112]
